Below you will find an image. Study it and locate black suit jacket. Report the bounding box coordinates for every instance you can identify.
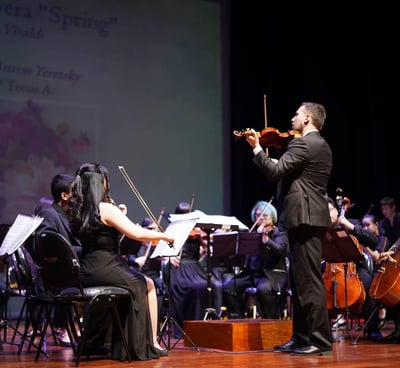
[253,131,332,230]
[36,202,82,257]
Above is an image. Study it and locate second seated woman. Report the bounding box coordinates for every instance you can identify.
[68,162,174,360]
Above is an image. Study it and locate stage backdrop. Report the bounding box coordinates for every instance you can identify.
[0,0,223,226]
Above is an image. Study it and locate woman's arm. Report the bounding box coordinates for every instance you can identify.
[100,202,174,244]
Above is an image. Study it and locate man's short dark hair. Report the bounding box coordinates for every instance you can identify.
[51,174,75,202]
[380,197,395,208]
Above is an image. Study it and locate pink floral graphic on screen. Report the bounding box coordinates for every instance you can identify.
[0,100,91,223]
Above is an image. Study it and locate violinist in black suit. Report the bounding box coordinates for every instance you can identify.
[244,102,333,356]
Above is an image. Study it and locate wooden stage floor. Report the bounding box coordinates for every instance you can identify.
[1,320,400,368]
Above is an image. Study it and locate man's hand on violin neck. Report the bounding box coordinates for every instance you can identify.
[245,129,259,148]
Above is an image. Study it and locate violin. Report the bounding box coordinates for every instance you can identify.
[188,227,207,240]
[233,127,301,151]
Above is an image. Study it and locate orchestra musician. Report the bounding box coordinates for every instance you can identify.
[162,202,220,339]
[378,197,400,246]
[68,162,174,360]
[376,244,400,343]
[328,198,385,341]
[35,174,82,346]
[244,102,333,356]
[222,200,289,319]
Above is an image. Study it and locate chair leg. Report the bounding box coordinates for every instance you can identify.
[34,304,53,362]
[11,297,27,343]
[18,299,48,358]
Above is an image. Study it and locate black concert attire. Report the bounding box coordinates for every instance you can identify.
[253,130,333,353]
[223,227,289,318]
[35,202,82,332]
[379,212,400,247]
[36,202,82,259]
[79,223,163,360]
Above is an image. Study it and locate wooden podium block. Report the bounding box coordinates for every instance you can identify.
[183,319,292,352]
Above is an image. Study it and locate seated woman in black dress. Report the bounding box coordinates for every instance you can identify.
[68,162,174,360]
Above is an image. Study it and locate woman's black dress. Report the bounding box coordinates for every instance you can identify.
[79,223,161,361]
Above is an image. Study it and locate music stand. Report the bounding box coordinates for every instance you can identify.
[210,231,239,269]
[209,231,243,319]
[151,218,199,351]
[322,228,363,341]
[236,232,262,256]
[195,219,243,320]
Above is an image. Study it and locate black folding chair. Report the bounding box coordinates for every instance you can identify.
[11,245,53,358]
[34,231,132,366]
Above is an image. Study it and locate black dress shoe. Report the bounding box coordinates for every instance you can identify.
[291,345,332,356]
[273,339,303,353]
[154,347,168,357]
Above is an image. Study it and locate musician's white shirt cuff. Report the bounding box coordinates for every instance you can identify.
[253,145,263,156]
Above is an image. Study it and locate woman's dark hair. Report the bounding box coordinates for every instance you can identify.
[362,213,377,224]
[68,162,111,237]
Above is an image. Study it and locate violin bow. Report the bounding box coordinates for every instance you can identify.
[264,94,268,129]
[139,206,165,270]
[118,165,165,232]
[263,94,269,156]
[189,193,195,212]
[249,196,274,233]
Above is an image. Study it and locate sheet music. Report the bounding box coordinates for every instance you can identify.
[167,210,206,222]
[150,218,198,258]
[196,215,248,231]
[168,210,248,231]
[0,214,43,256]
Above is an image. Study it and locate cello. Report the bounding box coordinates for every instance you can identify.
[322,196,366,314]
[369,238,400,307]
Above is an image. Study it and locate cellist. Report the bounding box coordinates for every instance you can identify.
[370,233,400,343]
[333,200,385,341]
